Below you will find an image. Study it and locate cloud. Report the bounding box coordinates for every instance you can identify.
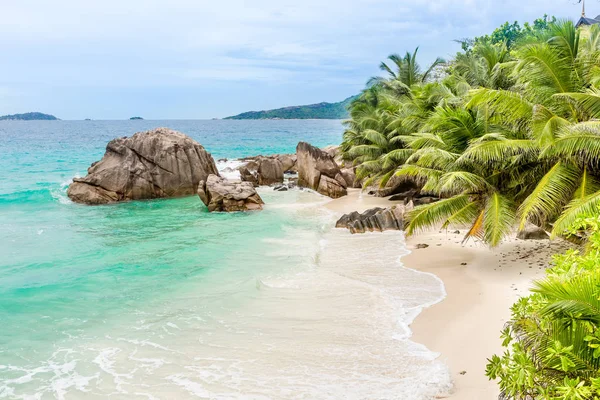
[0,0,587,118]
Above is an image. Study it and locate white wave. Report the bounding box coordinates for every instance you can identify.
[50,176,78,205]
[216,159,244,180]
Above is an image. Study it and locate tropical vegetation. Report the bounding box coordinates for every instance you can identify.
[340,18,600,247]
[487,216,600,399]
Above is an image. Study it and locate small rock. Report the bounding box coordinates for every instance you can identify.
[459,371,467,375]
[198,174,264,212]
[460,262,467,265]
[517,224,550,240]
[415,244,429,249]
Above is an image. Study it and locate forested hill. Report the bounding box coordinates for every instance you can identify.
[0,112,58,121]
[224,96,356,120]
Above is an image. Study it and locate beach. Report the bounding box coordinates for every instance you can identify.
[328,189,572,399]
[0,117,577,399]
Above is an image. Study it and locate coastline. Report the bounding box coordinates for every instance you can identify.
[327,189,572,399]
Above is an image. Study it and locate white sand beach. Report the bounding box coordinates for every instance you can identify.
[327,189,572,399]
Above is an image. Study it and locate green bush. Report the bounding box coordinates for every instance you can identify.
[486,217,600,399]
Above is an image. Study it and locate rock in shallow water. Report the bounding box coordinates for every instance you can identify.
[335,206,405,234]
[67,128,219,204]
[237,155,295,186]
[198,174,264,212]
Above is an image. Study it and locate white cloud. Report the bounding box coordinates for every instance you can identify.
[0,0,588,118]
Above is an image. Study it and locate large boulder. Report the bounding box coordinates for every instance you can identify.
[335,206,405,234]
[322,145,340,159]
[340,167,361,189]
[517,224,550,240]
[198,175,264,212]
[67,128,219,204]
[296,142,347,198]
[257,158,284,186]
[278,154,297,172]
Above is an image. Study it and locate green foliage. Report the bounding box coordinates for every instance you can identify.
[224,96,356,120]
[487,216,600,399]
[341,16,600,247]
[459,15,557,52]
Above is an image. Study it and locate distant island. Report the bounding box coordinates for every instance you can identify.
[0,112,58,121]
[130,116,144,120]
[225,96,357,120]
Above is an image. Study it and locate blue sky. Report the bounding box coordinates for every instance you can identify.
[0,0,588,119]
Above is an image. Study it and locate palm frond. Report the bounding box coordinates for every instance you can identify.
[483,192,516,247]
[517,162,580,229]
[438,171,491,196]
[406,195,472,235]
[551,190,600,236]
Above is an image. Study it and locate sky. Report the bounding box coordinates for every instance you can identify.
[0,0,589,119]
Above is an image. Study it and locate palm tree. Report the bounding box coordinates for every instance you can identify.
[405,20,600,245]
[369,47,446,95]
[343,19,600,247]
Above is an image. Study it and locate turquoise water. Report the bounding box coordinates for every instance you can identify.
[0,120,341,396]
[0,120,451,399]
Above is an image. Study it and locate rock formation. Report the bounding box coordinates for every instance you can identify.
[257,157,284,185]
[67,128,219,204]
[517,224,550,240]
[373,175,420,197]
[296,142,347,198]
[335,206,405,234]
[237,154,296,186]
[198,174,264,212]
[340,167,360,188]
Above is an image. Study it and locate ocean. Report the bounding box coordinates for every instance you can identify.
[0,120,451,399]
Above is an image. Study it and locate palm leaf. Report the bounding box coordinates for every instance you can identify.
[458,139,538,166]
[483,192,516,247]
[517,162,580,229]
[543,121,600,166]
[552,190,600,236]
[438,171,491,196]
[555,90,600,119]
[406,195,471,235]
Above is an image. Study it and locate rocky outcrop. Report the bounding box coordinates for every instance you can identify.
[237,154,296,186]
[198,174,264,212]
[277,154,297,172]
[322,145,340,160]
[335,206,405,234]
[340,167,360,188]
[238,165,259,186]
[67,128,219,204]
[257,158,284,185]
[296,142,347,198]
[517,224,550,240]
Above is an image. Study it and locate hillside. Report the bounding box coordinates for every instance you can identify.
[0,112,58,121]
[225,96,356,120]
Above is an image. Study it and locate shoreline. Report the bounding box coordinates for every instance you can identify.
[327,189,572,399]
